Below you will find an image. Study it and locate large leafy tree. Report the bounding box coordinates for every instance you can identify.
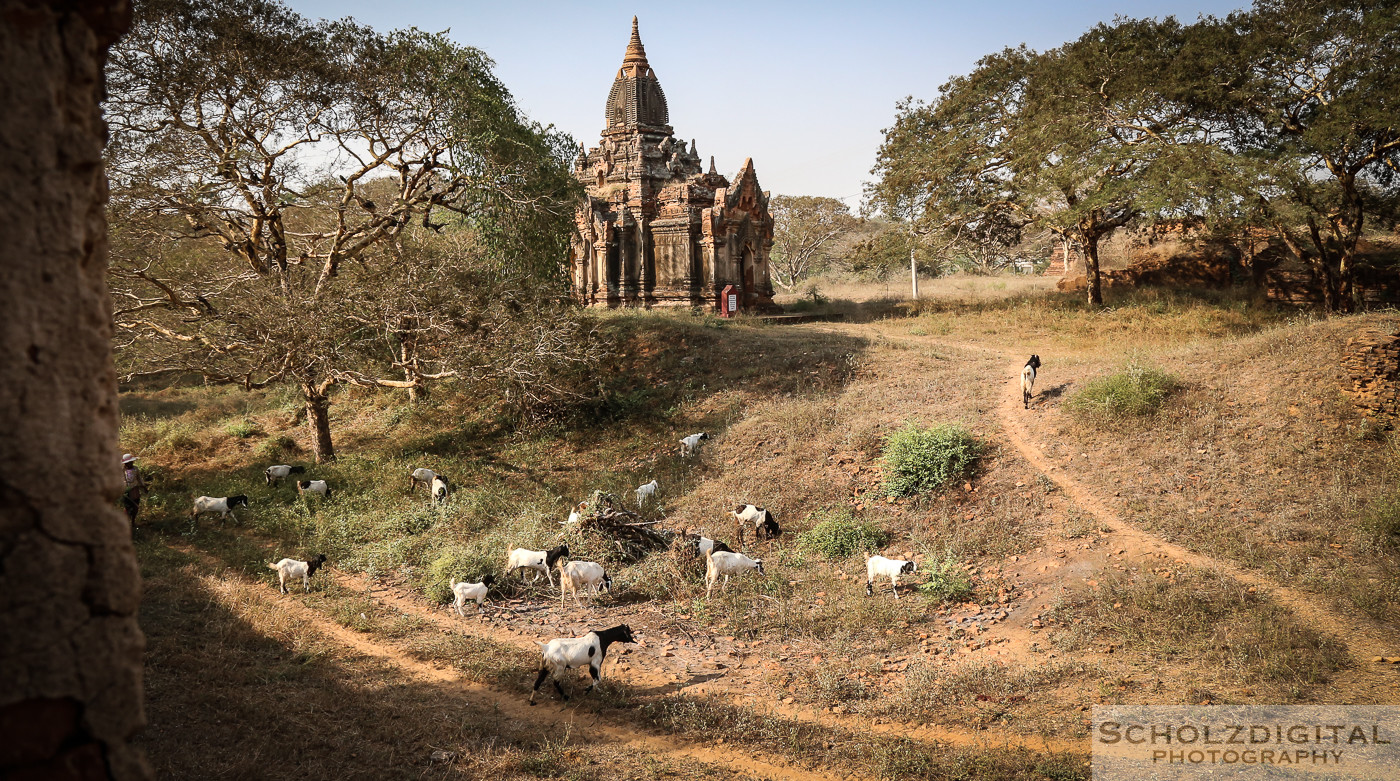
[870,19,1218,305]
[1201,0,1400,312]
[106,0,585,461]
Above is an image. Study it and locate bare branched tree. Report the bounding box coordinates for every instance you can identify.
[105,0,587,460]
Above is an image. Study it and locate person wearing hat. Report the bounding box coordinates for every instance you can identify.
[121,454,147,527]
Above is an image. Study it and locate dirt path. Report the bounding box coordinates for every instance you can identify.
[997,366,1400,673]
[176,543,844,781]
[334,568,1083,756]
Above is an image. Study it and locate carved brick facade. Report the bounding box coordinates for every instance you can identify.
[570,18,778,312]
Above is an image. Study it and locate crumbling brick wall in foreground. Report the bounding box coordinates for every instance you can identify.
[1341,322,1400,423]
[0,1,148,779]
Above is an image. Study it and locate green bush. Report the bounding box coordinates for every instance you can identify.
[917,551,973,603]
[797,509,887,560]
[1360,493,1400,543]
[1067,363,1180,421]
[223,418,260,438]
[880,423,981,497]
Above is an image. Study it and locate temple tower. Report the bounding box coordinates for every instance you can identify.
[571,18,778,312]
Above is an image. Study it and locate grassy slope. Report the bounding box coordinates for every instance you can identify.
[124,282,1400,777]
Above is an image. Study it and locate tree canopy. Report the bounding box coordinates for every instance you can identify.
[106,0,589,460]
[868,0,1400,310]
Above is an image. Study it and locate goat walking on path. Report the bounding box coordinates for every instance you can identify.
[1021,355,1041,409]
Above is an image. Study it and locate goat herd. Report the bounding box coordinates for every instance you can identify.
[182,351,1041,706]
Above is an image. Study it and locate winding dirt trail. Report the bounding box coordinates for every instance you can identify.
[996,364,1399,672]
[176,543,843,781]
[333,568,1084,756]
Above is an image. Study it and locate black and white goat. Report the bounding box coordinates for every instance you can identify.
[529,624,636,705]
[731,503,781,546]
[268,554,327,594]
[191,495,249,522]
[679,432,709,457]
[695,535,733,557]
[865,555,917,599]
[431,475,450,504]
[264,464,305,485]
[559,561,612,607]
[297,479,331,498]
[506,544,571,588]
[450,575,496,615]
[1021,355,1041,409]
[705,547,765,598]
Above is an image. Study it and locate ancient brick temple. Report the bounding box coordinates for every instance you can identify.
[570,18,778,311]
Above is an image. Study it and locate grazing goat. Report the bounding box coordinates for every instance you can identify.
[264,464,305,485]
[634,479,659,506]
[565,502,587,525]
[695,536,733,557]
[731,503,781,546]
[450,575,497,616]
[560,561,612,607]
[431,475,449,504]
[410,467,437,492]
[268,554,327,594]
[865,555,917,599]
[679,432,709,457]
[705,547,765,598]
[297,479,331,498]
[506,544,571,588]
[1021,355,1041,409]
[191,495,249,522]
[529,625,636,705]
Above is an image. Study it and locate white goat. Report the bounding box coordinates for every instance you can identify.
[297,480,330,498]
[529,625,636,704]
[564,501,587,525]
[267,554,327,594]
[634,479,659,506]
[865,555,917,599]
[560,561,612,607]
[450,575,496,616]
[1021,355,1041,409]
[506,544,570,588]
[679,432,709,457]
[264,464,305,485]
[410,467,437,492]
[705,547,765,598]
[431,475,449,504]
[191,495,248,522]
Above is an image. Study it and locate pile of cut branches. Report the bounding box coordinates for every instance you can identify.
[569,491,671,562]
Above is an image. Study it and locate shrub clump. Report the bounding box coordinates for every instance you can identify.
[1359,493,1400,543]
[917,551,973,603]
[1067,363,1180,421]
[880,423,981,497]
[797,509,887,560]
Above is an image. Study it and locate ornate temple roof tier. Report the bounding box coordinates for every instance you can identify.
[569,19,779,312]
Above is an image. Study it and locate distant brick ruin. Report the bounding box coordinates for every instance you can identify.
[570,18,778,312]
[1342,323,1400,423]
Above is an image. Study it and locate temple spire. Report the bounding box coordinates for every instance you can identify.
[623,17,648,70]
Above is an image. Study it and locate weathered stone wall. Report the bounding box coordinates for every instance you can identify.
[0,1,148,779]
[1341,323,1400,423]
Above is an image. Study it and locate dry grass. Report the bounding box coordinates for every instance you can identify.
[122,283,1400,777]
[135,541,721,781]
[1046,568,1351,700]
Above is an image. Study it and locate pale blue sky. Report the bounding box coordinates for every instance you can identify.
[287,0,1249,205]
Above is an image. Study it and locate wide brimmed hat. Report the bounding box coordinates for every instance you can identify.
[122,453,138,464]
